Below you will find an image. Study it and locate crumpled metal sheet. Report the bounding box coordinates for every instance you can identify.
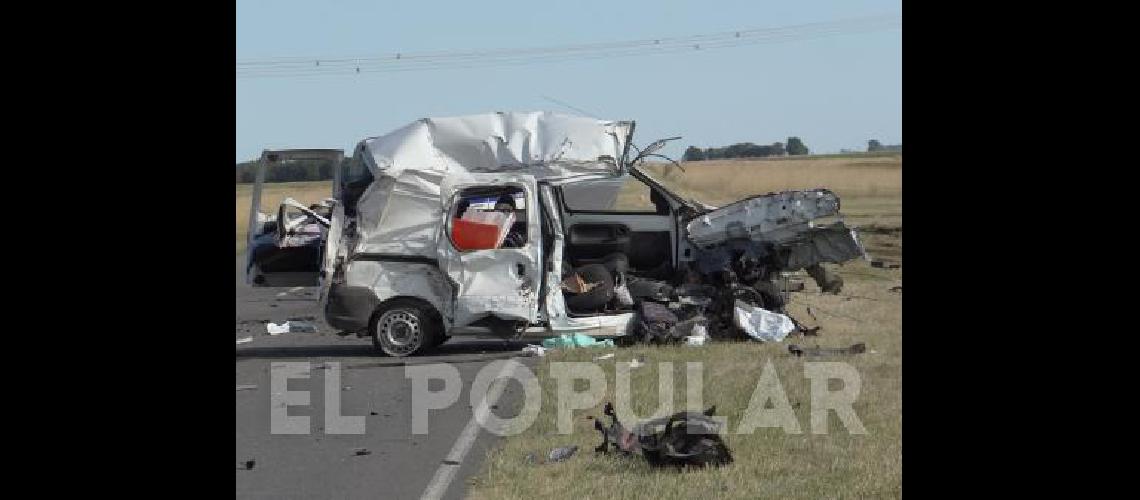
[446,249,538,326]
[343,260,452,322]
[733,299,795,342]
[354,169,445,258]
[356,111,631,179]
[685,189,843,247]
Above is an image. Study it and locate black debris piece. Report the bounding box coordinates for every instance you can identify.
[636,301,682,343]
[627,276,674,302]
[594,401,733,469]
[788,343,867,357]
[798,326,822,336]
[806,264,843,294]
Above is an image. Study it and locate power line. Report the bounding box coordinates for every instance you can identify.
[540,96,599,118]
[236,14,900,79]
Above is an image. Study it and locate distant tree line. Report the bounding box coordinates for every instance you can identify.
[235,157,351,183]
[867,140,902,153]
[682,137,809,161]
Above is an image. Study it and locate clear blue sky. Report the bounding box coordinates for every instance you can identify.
[236,0,900,162]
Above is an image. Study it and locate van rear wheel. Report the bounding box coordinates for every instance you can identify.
[371,299,440,357]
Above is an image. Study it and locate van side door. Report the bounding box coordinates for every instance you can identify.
[437,174,543,327]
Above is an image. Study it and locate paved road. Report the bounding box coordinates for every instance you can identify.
[236,257,533,499]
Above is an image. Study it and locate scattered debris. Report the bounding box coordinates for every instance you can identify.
[541,333,614,349]
[788,343,867,357]
[733,300,795,342]
[236,337,253,345]
[267,320,318,335]
[353,448,371,456]
[784,279,806,292]
[629,356,647,369]
[547,445,578,462]
[521,344,547,357]
[805,264,844,294]
[288,315,317,322]
[797,326,822,336]
[871,260,901,269]
[636,301,683,343]
[238,459,256,470]
[627,276,674,302]
[236,384,258,391]
[593,353,615,361]
[889,285,902,293]
[370,411,378,416]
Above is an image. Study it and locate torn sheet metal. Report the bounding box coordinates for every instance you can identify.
[353,169,445,257]
[685,189,844,247]
[774,222,866,271]
[733,299,795,342]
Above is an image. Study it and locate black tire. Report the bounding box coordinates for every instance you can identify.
[565,263,614,312]
[370,299,441,357]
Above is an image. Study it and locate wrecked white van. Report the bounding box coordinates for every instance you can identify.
[244,112,864,356]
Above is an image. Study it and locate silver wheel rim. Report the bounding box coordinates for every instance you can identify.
[378,310,421,355]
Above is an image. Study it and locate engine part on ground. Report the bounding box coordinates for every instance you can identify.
[806,264,844,294]
[564,264,614,312]
[594,402,733,469]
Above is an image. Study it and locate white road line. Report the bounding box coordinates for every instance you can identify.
[419,359,520,500]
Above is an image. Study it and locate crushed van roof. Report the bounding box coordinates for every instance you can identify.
[355,111,633,181]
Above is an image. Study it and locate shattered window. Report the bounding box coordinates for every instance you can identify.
[561,177,663,213]
[450,186,528,251]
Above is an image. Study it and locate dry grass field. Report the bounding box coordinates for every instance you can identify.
[469,153,902,499]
